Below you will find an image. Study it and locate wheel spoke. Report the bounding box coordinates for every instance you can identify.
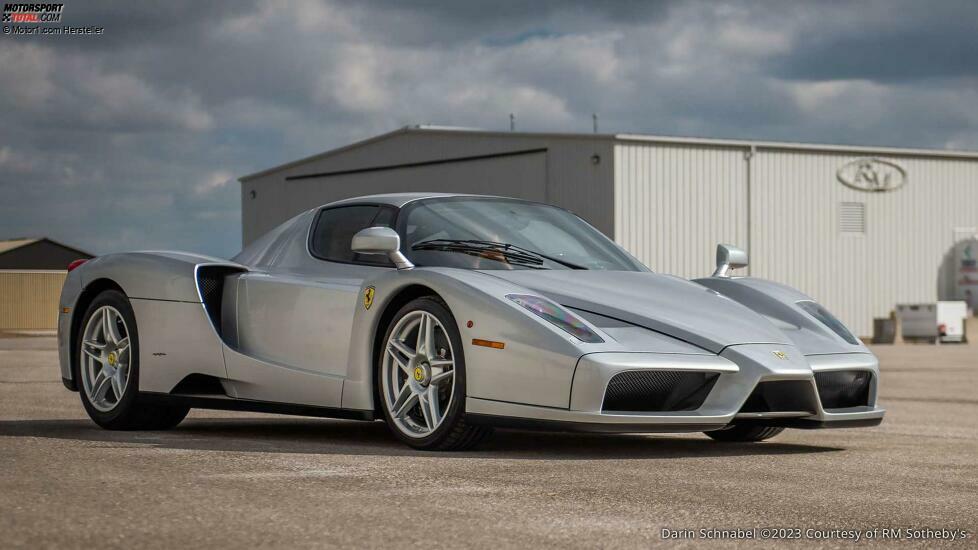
[91,371,112,402]
[389,339,416,361]
[392,386,418,419]
[424,315,437,357]
[415,314,434,357]
[388,352,412,378]
[419,389,441,431]
[116,337,130,352]
[415,315,426,355]
[387,340,415,375]
[430,368,454,387]
[110,372,125,399]
[83,347,102,363]
[83,339,106,350]
[427,386,442,427]
[418,394,433,430]
[102,309,120,344]
[430,358,452,368]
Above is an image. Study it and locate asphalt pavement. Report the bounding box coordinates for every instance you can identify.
[1,335,975,548]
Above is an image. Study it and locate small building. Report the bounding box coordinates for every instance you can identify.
[0,238,93,330]
[239,126,978,337]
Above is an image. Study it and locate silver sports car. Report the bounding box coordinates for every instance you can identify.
[57,193,884,450]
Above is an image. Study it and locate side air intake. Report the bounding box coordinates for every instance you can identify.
[814,370,872,409]
[602,370,719,412]
[195,264,245,339]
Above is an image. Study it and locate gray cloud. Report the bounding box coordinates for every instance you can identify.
[0,0,975,258]
[769,0,978,82]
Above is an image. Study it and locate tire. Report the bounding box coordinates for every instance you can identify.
[705,424,784,442]
[75,289,190,430]
[376,296,492,451]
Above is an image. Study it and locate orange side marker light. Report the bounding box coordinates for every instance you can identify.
[472,338,505,350]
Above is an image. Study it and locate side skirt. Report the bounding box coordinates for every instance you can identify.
[139,392,375,421]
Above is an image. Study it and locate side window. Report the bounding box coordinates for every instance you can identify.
[310,205,396,265]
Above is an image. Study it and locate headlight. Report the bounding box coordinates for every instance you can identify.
[506,294,604,343]
[796,300,859,345]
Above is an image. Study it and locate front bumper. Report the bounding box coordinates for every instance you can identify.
[466,346,885,433]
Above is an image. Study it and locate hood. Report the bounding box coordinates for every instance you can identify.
[483,270,789,353]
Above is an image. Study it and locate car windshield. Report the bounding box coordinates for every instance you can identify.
[398,197,649,271]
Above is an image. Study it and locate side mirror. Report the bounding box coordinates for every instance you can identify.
[712,244,748,278]
[351,227,414,270]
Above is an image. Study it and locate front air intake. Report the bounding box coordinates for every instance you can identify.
[738,380,820,414]
[602,370,719,412]
[814,370,872,409]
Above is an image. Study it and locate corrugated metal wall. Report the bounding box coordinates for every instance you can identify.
[0,271,66,330]
[613,143,748,279]
[750,151,978,338]
[615,141,978,337]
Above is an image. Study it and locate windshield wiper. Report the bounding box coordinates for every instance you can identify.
[411,239,587,270]
[411,239,545,268]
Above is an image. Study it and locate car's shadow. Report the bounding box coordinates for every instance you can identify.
[0,416,843,459]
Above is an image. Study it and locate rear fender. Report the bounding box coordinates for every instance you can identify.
[61,252,246,393]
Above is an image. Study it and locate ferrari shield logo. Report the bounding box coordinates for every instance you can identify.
[772,350,788,360]
[363,286,375,310]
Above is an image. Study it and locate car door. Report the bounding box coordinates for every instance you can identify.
[226,205,396,407]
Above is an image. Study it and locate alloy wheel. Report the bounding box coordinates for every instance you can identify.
[381,310,456,438]
[80,305,131,412]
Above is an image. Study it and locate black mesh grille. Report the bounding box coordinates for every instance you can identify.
[196,267,238,334]
[198,272,223,328]
[602,370,718,412]
[739,380,820,414]
[198,274,221,303]
[814,370,871,409]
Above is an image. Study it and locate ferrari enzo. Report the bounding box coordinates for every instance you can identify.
[57,193,884,450]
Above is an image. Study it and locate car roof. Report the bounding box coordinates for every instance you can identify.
[319,192,496,209]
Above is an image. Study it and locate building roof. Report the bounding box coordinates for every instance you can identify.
[240,125,978,182]
[0,238,94,270]
[0,238,40,256]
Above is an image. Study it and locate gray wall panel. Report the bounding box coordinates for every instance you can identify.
[614,142,978,337]
[750,151,978,337]
[613,143,748,279]
[241,131,615,245]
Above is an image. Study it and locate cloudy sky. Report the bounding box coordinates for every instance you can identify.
[2,1,976,258]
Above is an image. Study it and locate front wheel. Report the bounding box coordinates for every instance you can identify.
[705,424,784,442]
[377,296,491,451]
[76,289,189,430]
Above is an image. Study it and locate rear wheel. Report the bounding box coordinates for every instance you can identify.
[705,424,784,442]
[76,289,189,430]
[377,296,491,451]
